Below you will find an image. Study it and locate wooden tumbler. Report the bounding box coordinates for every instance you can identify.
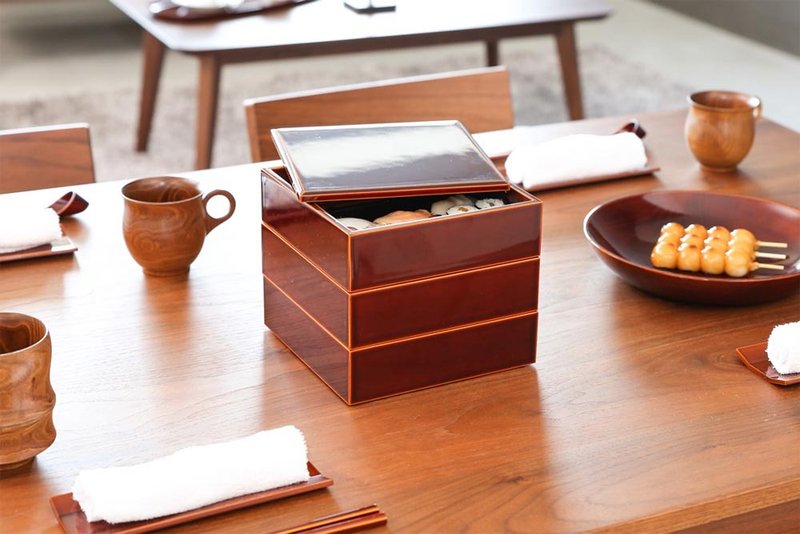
[122,176,236,276]
[0,313,56,472]
[685,90,762,172]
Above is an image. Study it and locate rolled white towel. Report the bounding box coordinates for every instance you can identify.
[72,426,310,524]
[0,207,63,254]
[766,321,800,375]
[505,132,648,191]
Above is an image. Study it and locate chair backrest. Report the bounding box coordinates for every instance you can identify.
[244,66,514,162]
[0,123,96,194]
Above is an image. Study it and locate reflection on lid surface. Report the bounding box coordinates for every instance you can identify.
[272,121,507,200]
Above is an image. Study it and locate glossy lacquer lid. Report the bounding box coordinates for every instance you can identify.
[271,121,510,202]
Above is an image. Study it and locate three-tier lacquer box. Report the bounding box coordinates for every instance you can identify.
[261,121,542,404]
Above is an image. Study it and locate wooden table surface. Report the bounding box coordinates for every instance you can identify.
[109,0,611,168]
[1,109,799,532]
[109,0,610,54]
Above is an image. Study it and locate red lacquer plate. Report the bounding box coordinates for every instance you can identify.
[736,342,800,386]
[50,462,332,534]
[584,190,800,305]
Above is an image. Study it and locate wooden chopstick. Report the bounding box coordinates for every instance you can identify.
[269,504,387,534]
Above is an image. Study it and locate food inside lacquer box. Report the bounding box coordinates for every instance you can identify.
[325,192,518,231]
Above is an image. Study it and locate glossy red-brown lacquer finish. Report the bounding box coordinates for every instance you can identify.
[262,168,542,290]
[262,227,539,347]
[261,163,542,403]
[584,190,800,305]
[264,278,538,405]
[736,342,800,386]
[271,122,509,203]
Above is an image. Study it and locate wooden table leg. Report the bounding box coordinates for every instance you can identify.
[486,40,499,67]
[136,31,166,152]
[555,22,584,120]
[196,55,222,170]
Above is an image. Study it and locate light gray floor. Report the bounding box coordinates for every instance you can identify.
[1,0,799,129]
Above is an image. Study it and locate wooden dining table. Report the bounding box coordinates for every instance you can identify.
[109,0,610,169]
[1,109,798,532]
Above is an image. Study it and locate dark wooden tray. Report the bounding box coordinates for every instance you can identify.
[0,236,77,264]
[50,462,332,534]
[736,342,800,386]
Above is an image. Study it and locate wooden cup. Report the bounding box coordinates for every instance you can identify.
[685,90,762,172]
[0,313,56,472]
[122,176,236,276]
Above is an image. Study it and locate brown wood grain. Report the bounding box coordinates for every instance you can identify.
[0,313,56,470]
[108,0,611,56]
[245,67,515,162]
[0,110,798,531]
[196,54,222,170]
[268,504,386,534]
[555,22,584,120]
[135,32,166,153]
[121,177,236,276]
[685,90,762,171]
[677,498,800,533]
[0,124,95,193]
[109,0,610,168]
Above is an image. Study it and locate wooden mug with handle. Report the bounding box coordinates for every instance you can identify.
[685,90,762,172]
[122,176,236,276]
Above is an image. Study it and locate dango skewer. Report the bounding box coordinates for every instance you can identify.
[651,239,786,278]
[659,223,788,249]
[702,235,786,260]
[724,238,787,260]
[729,228,788,249]
[701,247,786,276]
[655,223,789,277]
[651,244,785,277]
[723,249,784,278]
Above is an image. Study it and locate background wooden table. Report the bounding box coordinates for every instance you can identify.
[108,0,610,169]
[0,109,798,532]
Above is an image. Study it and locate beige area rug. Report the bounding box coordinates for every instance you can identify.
[0,46,690,182]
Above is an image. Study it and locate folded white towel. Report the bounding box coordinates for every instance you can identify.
[505,132,648,191]
[767,321,800,375]
[0,207,63,254]
[72,426,310,524]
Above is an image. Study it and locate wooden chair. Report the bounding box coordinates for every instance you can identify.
[0,123,96,194]
[244,66,514,162]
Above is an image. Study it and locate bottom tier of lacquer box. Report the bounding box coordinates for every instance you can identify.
[263,275,538,404]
